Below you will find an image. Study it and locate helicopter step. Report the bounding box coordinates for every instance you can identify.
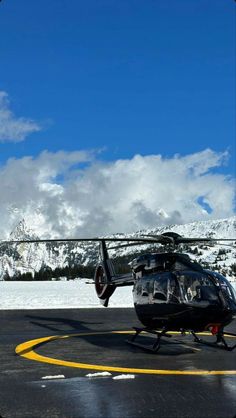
[191,330,236,351]
[126,327,172,353]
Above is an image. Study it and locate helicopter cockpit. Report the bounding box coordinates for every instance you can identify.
[152,271,221,306]
[131,253,236,310]
[134,269,236,310]
[173,271,220,306]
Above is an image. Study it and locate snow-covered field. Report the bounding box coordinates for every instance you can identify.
[0,279,133,310]
[0,279,235,310]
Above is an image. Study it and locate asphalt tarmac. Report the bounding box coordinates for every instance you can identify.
[0,308,236,418]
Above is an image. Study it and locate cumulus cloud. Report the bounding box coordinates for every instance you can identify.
[0,149,235,238]
[0,91,41,142]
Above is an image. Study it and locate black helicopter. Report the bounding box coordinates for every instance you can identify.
[2,232,236,352]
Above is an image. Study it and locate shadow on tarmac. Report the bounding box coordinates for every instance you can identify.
[23,313,201,356]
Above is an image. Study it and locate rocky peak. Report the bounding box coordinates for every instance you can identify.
[10,219,39,241]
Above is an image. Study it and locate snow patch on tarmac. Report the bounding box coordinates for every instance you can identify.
[86,372,112,378]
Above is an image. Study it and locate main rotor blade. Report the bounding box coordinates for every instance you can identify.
[0,235,234,246]
[108,242,155,250]
[143,234,236,244]
[175,237,236,244]
[0,236,166,245]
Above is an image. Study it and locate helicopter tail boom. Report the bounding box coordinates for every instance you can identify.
[94,240,133,306]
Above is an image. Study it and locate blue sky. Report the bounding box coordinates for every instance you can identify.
[0,0,235,236]
[1,0,235,167]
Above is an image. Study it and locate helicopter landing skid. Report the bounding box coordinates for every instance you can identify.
[126,327,171,353]
[191,331,236,351]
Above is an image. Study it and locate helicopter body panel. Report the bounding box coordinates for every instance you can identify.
[134,303,233,332]
[133,290,233,332]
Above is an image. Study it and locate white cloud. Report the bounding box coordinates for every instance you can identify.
[0,91,41,142]
[0,149,235,238]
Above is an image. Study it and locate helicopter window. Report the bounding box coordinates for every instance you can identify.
[167,275,181,303]
[153,277,168,302]
[177,273,219,305]
[141,282,149,297]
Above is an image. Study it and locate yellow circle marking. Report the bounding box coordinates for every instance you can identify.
[15,331,236,376]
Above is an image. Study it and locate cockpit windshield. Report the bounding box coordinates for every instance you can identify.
[169,271,220,306]
[149,271,220,305]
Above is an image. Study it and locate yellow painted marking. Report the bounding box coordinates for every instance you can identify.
[15,331,236,376]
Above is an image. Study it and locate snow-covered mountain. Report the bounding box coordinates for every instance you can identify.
[0,217,235,281]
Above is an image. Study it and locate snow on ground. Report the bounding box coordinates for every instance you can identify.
[0,279,235,310]
[112,374,135,380]
[86,372,112,378]
[0,279,133,310]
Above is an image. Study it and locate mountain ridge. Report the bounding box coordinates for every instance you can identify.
[0,216,235,281]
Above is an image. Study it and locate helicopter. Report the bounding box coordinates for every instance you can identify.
[1,232,236,353]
